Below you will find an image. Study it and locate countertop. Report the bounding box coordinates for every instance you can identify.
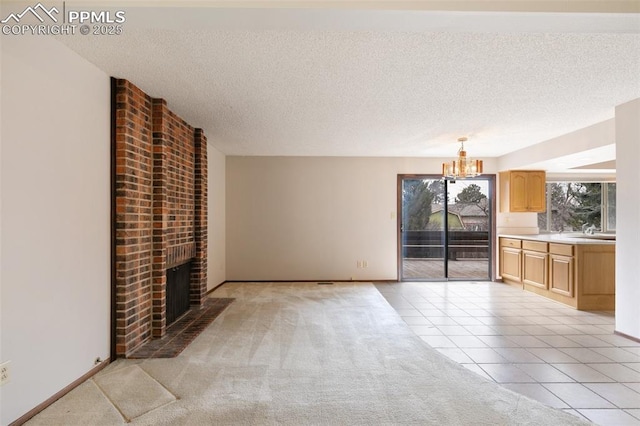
[499,233,616,245]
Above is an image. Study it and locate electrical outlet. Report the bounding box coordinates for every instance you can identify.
[1,361,10,386]
[356,260,362,268]
[363,261,368,268]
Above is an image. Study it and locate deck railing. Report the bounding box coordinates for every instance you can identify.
[402,230,489,260]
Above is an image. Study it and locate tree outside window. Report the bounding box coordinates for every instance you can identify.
[538,182,615,232]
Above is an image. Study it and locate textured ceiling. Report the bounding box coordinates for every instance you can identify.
[56,6,640,159]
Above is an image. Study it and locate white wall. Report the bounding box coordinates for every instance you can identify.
[497,119,615,172]
[226,156,497,281]
[0,37,111,424]
[615,98,640,340]
[207,143,226,290]
[0,28,4,425]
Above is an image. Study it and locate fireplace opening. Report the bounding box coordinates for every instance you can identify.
[166,261,192,325]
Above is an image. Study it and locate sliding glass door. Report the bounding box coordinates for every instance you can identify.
[399,175,493,281]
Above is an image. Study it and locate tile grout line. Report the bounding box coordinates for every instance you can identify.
[376,281,640,423]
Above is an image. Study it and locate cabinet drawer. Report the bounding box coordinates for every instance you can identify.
[549,243,574,257]
[500,238,521,249]
[522,240,548,252]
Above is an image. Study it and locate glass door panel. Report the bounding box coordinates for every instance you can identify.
[400,176,492,281]
[401,178,446,280]
[446,180,491,280]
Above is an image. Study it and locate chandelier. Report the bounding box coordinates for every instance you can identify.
[442,137,483,180]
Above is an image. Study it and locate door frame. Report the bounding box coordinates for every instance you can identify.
[397,174,497,282]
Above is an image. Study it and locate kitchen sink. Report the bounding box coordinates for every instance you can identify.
[579,234,616,240]
[561,233,616,241]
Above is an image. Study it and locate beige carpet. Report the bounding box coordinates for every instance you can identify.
[27,282,588,425]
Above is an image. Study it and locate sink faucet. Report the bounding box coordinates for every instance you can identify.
[582,224,597,235]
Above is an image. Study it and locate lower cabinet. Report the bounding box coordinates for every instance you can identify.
[522,241,548,289]
[500,247,522,283]
[499,238,522,285]
[549,254,574,297]
[498,237,614,310]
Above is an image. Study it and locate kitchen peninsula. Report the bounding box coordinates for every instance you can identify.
[499,234,615,310]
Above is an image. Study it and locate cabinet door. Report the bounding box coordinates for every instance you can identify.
[509,171,529,212]
[526,171,546,212]
[523,250,547,289]
[500,247,522,283]
[549,254,574,297]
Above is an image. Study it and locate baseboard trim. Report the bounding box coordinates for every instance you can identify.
[614,330,640,344]
[9,358,111,426]
[205,281,228,295]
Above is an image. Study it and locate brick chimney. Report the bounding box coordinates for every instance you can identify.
[113,78,207,357]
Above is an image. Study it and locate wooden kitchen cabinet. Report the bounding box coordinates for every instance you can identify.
[499,170,546,212]
[499,238,522,285]
[498,237,615,310]
[549,254,574,297]
[522,240,548,289]
[548,243,574,298]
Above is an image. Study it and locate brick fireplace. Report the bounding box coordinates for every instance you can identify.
[112,78,207,357]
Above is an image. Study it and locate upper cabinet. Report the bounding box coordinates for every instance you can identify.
[499,170,546,212]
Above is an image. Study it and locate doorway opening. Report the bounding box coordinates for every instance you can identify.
[398,175,495,281]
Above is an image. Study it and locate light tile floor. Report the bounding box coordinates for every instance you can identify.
[376,281,640,426]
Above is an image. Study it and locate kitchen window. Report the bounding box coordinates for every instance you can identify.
[538,182,616,233]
